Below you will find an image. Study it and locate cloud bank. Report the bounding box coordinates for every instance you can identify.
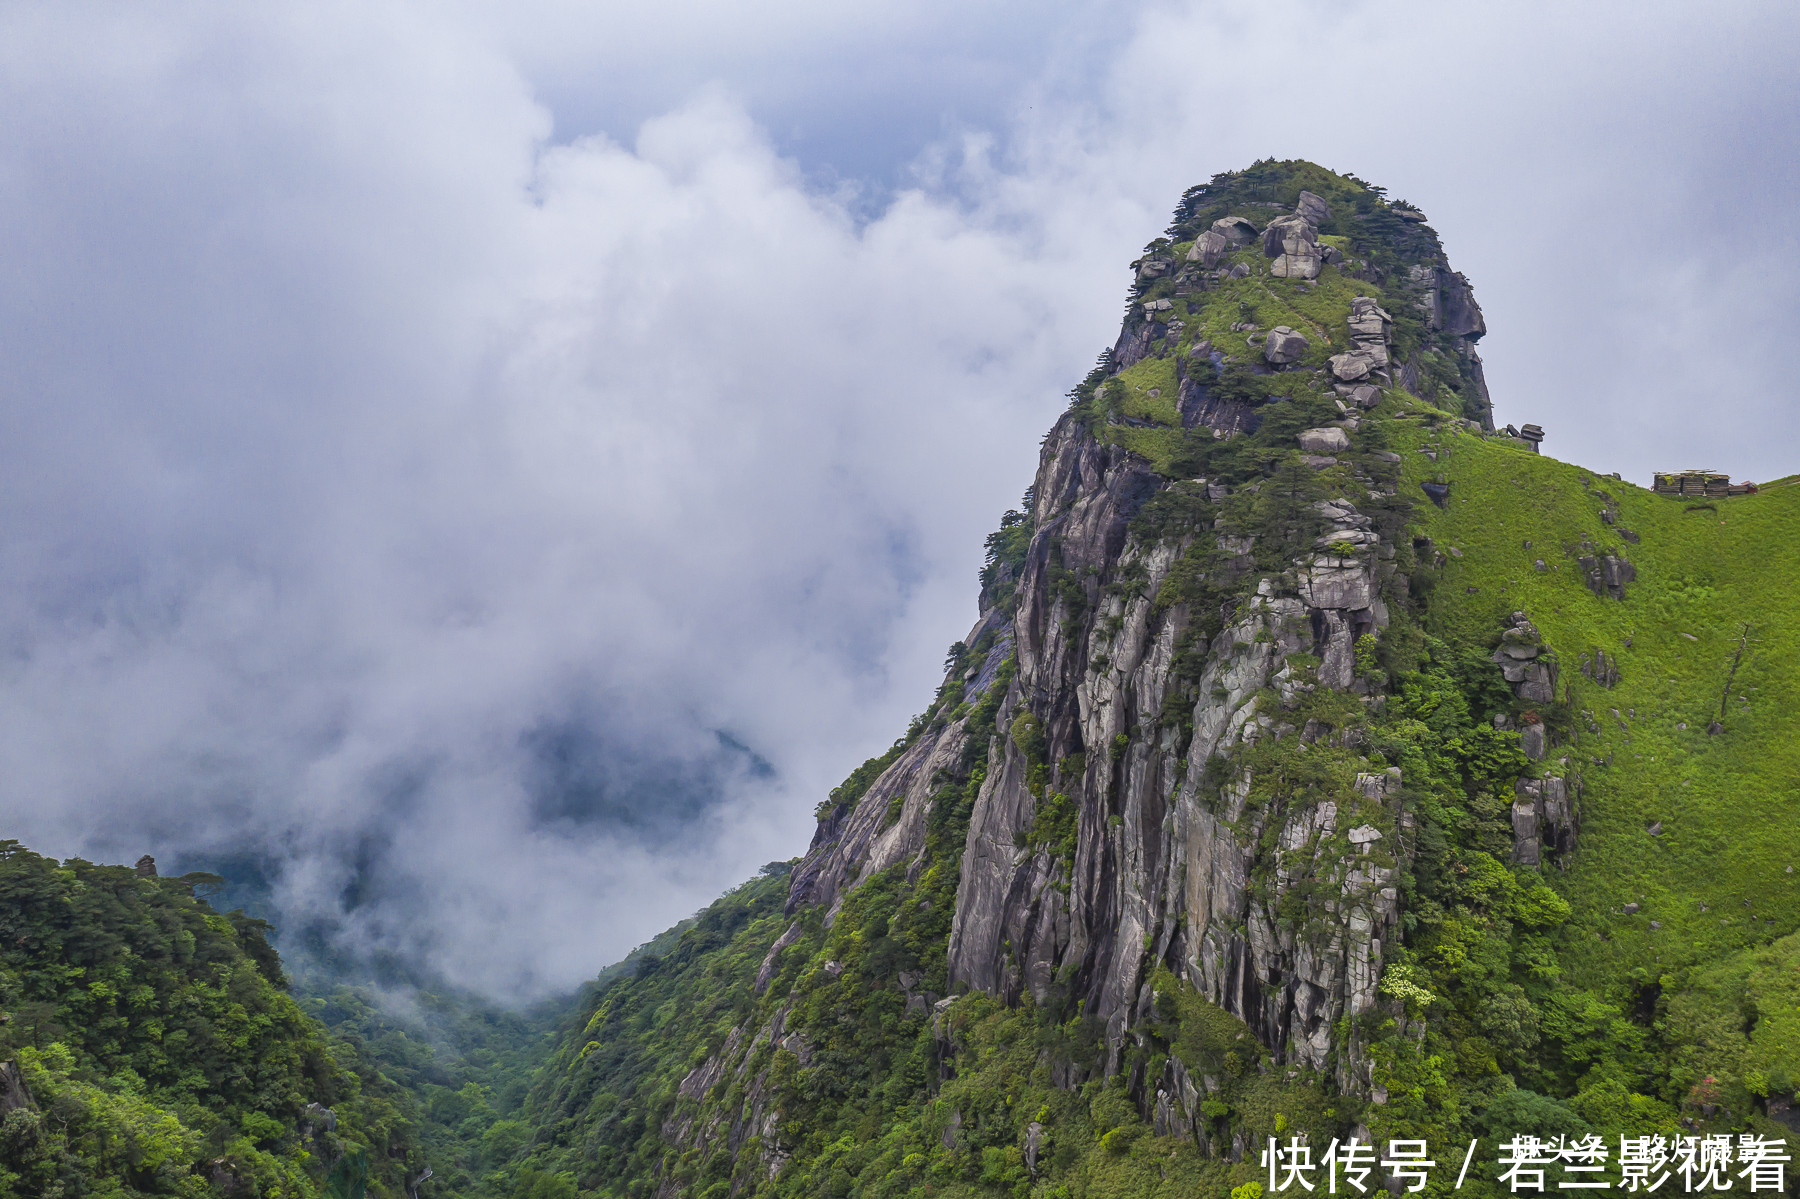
[0,0,1793,999]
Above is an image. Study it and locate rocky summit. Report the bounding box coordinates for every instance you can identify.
[7,159,1799,1199]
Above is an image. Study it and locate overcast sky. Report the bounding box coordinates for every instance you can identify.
[1,0,1794,1000]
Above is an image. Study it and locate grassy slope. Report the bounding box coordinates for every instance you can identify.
[1391,411,1800,968]
[1390,398,1800,1099]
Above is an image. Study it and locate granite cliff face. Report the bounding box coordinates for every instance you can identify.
[783,166,1500,1110]
[940,412,1411,1095]
[788,423,1411,1104]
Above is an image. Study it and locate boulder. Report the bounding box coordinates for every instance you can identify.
[1414,266,1486,338]
[1226,263,1250,279]
[1297,426,1351,454]
[1298,557,1374,609]
[1328,351,1374,381]
[1212,215,1258,244]
[0,1061,35,1114]
[1135,257,1173,283]
[1351,383,1381,408]
[1347,296,1392,340]
[1263,326,1310,365]
[1518,662,1556,703]
[1261,214,1322,279]
[1296,190,1331,224]
[1421,482,1450,507]
[1520,723,1546,760]
[1577,554,1636,600]
[1112,320,1156,371]
[1187,229,1232,269]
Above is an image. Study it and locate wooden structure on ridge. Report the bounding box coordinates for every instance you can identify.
[1652,470,1756,498]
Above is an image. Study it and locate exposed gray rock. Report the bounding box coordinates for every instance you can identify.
[1580,649,1621,688]
[783,344,1418,1111]
[1433,268,1486,338]
[1492,612,1558,703]
[1213,216,1259,244]
[786,703,971,920]
[1296,190,1330,224]
[1520,723,1546,761]
[1518,662,1556,703]
[1188,229,1232,269]
[1329,351,1375,381]
[0,1061,36,1114]
[1261,214,1322,279]
[1135,256,1174,283]
[1264,326,1310,365]
[1178,375,1263,439]
[135,854,157,877]
[1512,775,1580,869]
[1347,297,1392,341]
[1112,320,1157,372]
[1351,384,1381,408]
[1577,554,1636,600]
[753,921,802,994]
[1297,426,1351,455]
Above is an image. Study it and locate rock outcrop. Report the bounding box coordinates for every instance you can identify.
[0,1061,36,1114]
[1328,296,1393,385]
[786,379,1413,1096]
[1189,229,1232,269]
[1212,216,1258,245]
[1493,612,1557,703]
[1298,426,1351,455]
[1576,552,1636,600]
[1262,214,1322,280]
[1263,326,1309,365]
[1512,775,1579,869]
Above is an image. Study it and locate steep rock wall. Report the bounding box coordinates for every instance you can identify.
[784,165,1503,1103]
